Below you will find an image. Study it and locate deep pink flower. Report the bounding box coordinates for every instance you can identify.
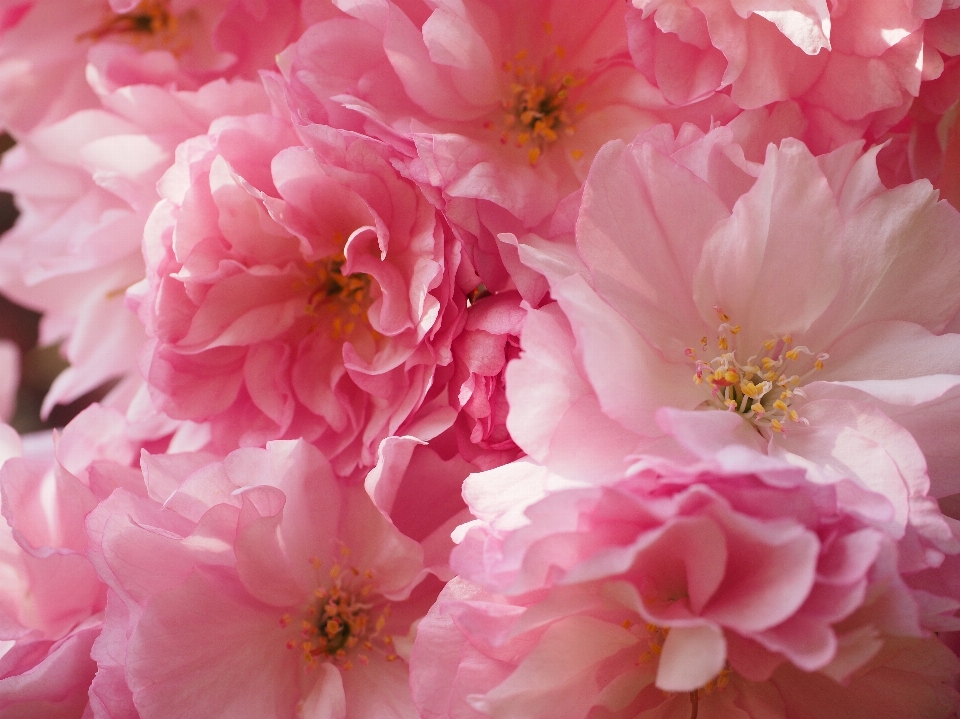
[132,115,466,474]
[443,290,524,469]
[86,439,437,719]
[410,415,960,718]
[364,435,475,579]
[276,0,738,293]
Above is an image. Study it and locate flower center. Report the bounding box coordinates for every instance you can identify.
[629,620,732,718]
[687,308,828,435]
[304,251,374,340]
[485,44,586,165]
[282,550,395,672]
[79,1,178,43]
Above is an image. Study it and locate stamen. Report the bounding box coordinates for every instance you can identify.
[285,551,393,670]
[689,314,826,435]
[302,249,375,341]
[493,50,585,164]
[78,0,177,43]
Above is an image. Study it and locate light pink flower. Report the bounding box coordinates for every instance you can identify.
[508,125,960,502]
[626,0,960,151]
[132,115,466,474]
[0,0,301,137]
[276,0,738,293]
[0,406,138,718]
[410,421,960,719]
[0,78,270,420]
[86,439,437,719]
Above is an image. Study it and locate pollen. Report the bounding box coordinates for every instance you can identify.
[688,312,828,436]
[302,250,375,341]
[78,0,178,44]
[286,553,393,672]
[491,47,586,165]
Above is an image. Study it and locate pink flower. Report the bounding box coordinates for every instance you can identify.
[0,77,270,419]
[86,439,437,719]
[443,289,524,469]
[410,421,960,718]
[276,0,737,293]
[0,406,138,718]
[508,124,960,502]
[132,115,466,474]
[0,340,18,423]
[626,0,960,151]
[414,580,959,719]
[0,0,302,137]
[364,435,476,579]
[876,53,960,191]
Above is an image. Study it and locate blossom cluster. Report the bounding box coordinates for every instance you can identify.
[0,1,958,718]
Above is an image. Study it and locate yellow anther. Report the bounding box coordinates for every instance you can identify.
[773,400,789,413]
[571,149,584,160]
[782,334,793,344]
[771,419,784,433]
[718,336,729,351]
[741,381,762,399]
[730,325,741,334]
[763,339,777,351]
[761,357,777,369]
[724,399,737,410]
[814,359,824,370]
[750,403,764,415]
[528,147,541,164]
[785,348,800,361]
[788,410,799,422]
[723,369,738,384]
[715,307,730,322]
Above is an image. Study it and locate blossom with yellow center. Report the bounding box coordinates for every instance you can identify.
[687,307,828,436]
